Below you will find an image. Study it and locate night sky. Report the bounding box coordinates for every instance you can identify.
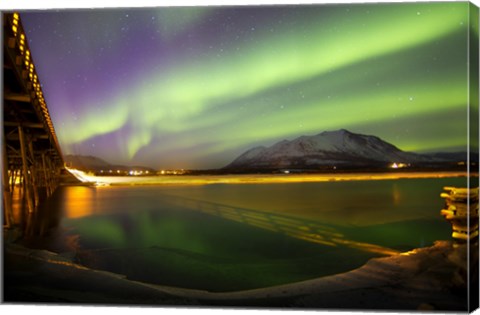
[20,2,472,169]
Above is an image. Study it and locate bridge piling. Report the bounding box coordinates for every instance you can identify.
[18,125,34,213]
[41,153,51,197]
[27,140,41,208]
[2,132,14,227]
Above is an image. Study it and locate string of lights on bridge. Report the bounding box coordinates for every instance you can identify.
[9,12,61,155]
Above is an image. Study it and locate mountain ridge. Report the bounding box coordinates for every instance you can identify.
[224,129,466,170]
[64,154,155,173]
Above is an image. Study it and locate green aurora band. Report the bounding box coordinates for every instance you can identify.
[23,3,476,168]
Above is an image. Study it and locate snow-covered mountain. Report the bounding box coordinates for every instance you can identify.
[225,129,432,170]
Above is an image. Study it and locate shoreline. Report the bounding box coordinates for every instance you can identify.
[3,240,470,310]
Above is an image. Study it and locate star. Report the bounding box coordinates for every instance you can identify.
[19,3,471,169]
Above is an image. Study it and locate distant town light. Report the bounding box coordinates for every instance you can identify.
[390,162,408,169]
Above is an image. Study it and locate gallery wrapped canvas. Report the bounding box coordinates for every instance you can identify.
[2,1,479,313]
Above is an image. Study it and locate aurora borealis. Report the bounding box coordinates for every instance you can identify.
[20,2,474,169]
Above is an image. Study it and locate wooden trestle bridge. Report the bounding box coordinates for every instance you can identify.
[3,13,64,227]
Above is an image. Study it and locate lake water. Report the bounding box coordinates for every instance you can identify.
[23,176,466,292]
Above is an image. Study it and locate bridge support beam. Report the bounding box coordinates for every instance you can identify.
[27,141,41,208]
[18,126,35,213]
[41,153,51,197]
[3,132,14,228]
[2,142,62,228]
